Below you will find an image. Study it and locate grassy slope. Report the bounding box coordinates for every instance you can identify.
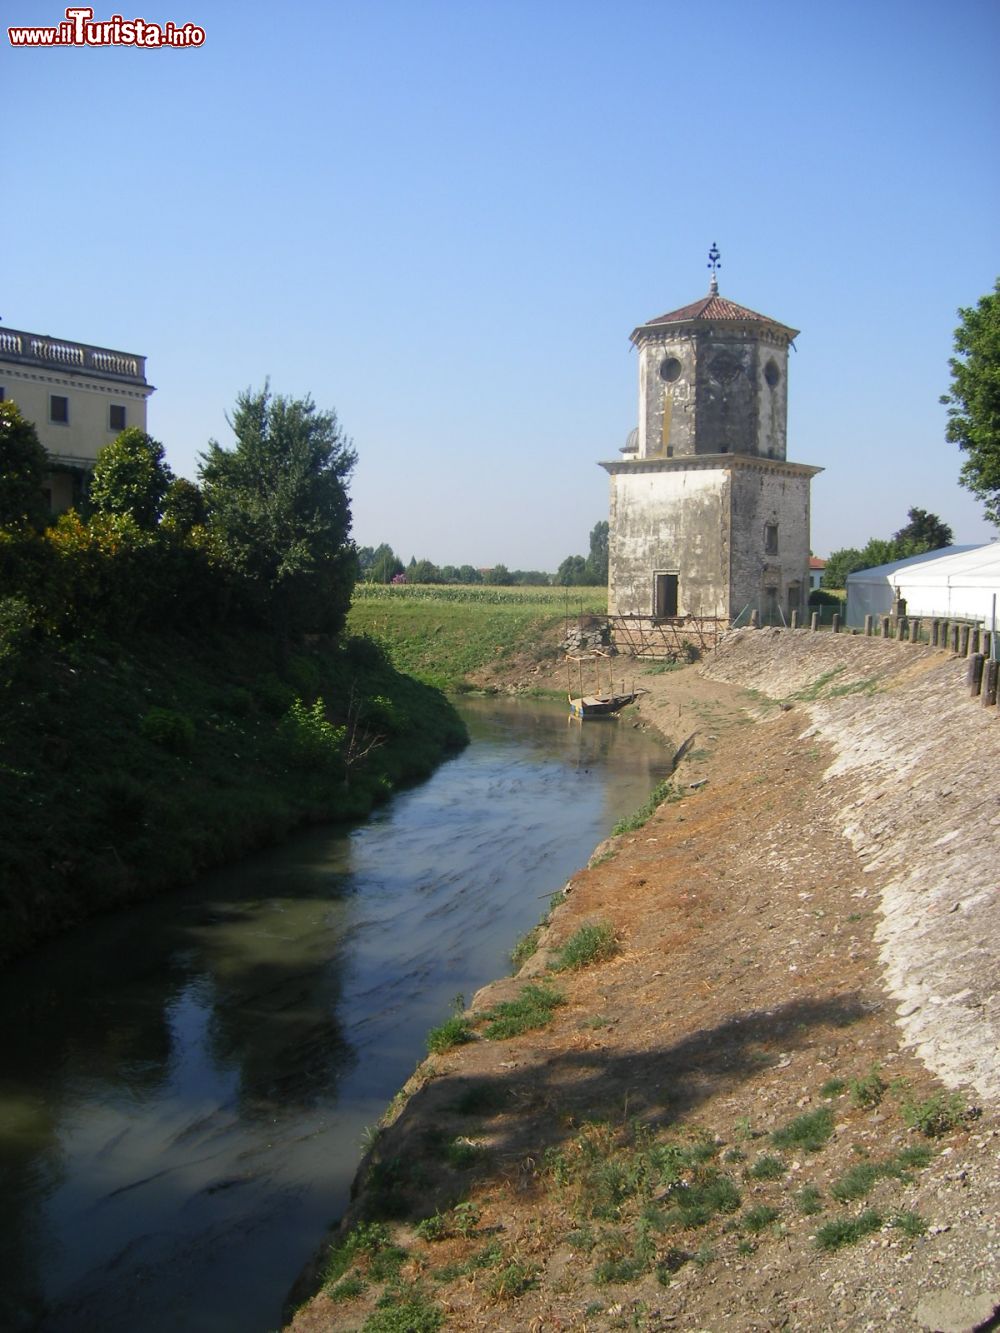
[347,584,608,689]
[0,627,467,963]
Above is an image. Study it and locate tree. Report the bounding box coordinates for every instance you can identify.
[361,543,404,583]
[199,385,358,639]
[584,520,609,584]
[484,563,514,585]
[556,554,589,586]
[408,558,441,583]
[89,429,174,530]
[941,279,1000,526]
[892,507,953,552]
[822,548,865,590]
[160,477,207,534]
[0,401,49,530]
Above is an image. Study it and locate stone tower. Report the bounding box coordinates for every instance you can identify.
[602,256,821,626]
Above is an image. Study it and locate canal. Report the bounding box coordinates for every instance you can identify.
[0,696,672,1332]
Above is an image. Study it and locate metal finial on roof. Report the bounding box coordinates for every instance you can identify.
[707,242,721,294]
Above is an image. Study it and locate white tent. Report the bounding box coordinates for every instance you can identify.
[846,543,1000,628]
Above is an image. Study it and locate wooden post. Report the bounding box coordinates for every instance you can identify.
[982,658,999,708]
[971,626,981,655]
[950,624,960,653]
[968,653,985,697]
[864,614,873,636]
[959,624,970,657]
[930,618,940,647]
[909,618,921,643]
[810,612,819,632]
[880,615,891,639]
[832,613,841,633]
[749,609,759,628]
[790,609,800,629]
[898,617,908,641]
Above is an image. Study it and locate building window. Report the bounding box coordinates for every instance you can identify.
[109,403,126,431]
[659,356,682,383]
[50,395,69,424]
[653,571,679,618]
[764,522,778,555]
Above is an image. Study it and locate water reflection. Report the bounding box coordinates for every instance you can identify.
[0,696,670,1332]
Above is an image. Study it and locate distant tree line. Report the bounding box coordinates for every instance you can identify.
[0,385,357,649]
[357,520,610,588]
[821,507,954,590]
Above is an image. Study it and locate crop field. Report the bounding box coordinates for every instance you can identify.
[347,584,608,690]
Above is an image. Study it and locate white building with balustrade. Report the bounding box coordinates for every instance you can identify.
[0,325,154,512]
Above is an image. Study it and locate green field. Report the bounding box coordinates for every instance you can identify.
[348,584,608,690]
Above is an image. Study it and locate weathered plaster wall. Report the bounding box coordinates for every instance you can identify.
[607,465,729,618]
[729,466,811,620]
[755,336,790,461]
[694,333,758,457]
[637,335,696,459]
[636,328,791,463]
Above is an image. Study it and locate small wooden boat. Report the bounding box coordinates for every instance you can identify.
[568,691,638,719]
[566,654,638,718]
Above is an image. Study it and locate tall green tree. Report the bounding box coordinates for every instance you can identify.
[0,401,49,530]
[199,385,358,639]
[584,520,609,584]
[556,554,589,586]
[89,429,174,530]
[941,278,1000,526]
[892,507,953,552]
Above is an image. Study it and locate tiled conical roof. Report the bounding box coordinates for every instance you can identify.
[633,292,798,341]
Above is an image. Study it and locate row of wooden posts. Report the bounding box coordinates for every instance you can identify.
[743,609,999,712]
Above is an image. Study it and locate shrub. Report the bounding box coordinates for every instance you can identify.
[849,1069,888,1109]
[479,983,565,1039]
[510,924,542,972]
[747,1154,786,1181]
[902,1092,968,1137]
[140,706,195,754]
[742,1204,780,1234]
[282,696,345,770]
[550,921,619,972]
[426,1014,474,1055]
[771,1106,835,1153]
[891,1210,928,1238]
[485,1260,537,1301]
[0,596,36,685]
[795,1185,823,1215]
[815,1209,883,1251]
[611,779,677,836]
[362,1298,442,1332]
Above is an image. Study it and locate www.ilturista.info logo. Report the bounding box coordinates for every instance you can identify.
[8,6,205,46]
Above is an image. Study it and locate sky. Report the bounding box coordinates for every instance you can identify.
[4,0,998,569]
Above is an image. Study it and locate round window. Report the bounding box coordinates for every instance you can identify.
[659,357,682,383]
[764,359,781,388]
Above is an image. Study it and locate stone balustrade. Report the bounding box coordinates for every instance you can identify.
[0,326,146,383]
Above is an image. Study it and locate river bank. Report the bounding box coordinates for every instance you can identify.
[0,628,467,963]
[286,630,999,1332]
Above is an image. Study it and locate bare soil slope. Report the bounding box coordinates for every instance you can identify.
[287,630,998,1333]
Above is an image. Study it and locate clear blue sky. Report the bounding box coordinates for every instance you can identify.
[5,0,998,568]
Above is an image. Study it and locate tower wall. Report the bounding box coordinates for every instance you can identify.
[729,465,812,621]
[607,464,730,618]
[635,325,790,462]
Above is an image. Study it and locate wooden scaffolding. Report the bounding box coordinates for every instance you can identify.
[609,614,729,661]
